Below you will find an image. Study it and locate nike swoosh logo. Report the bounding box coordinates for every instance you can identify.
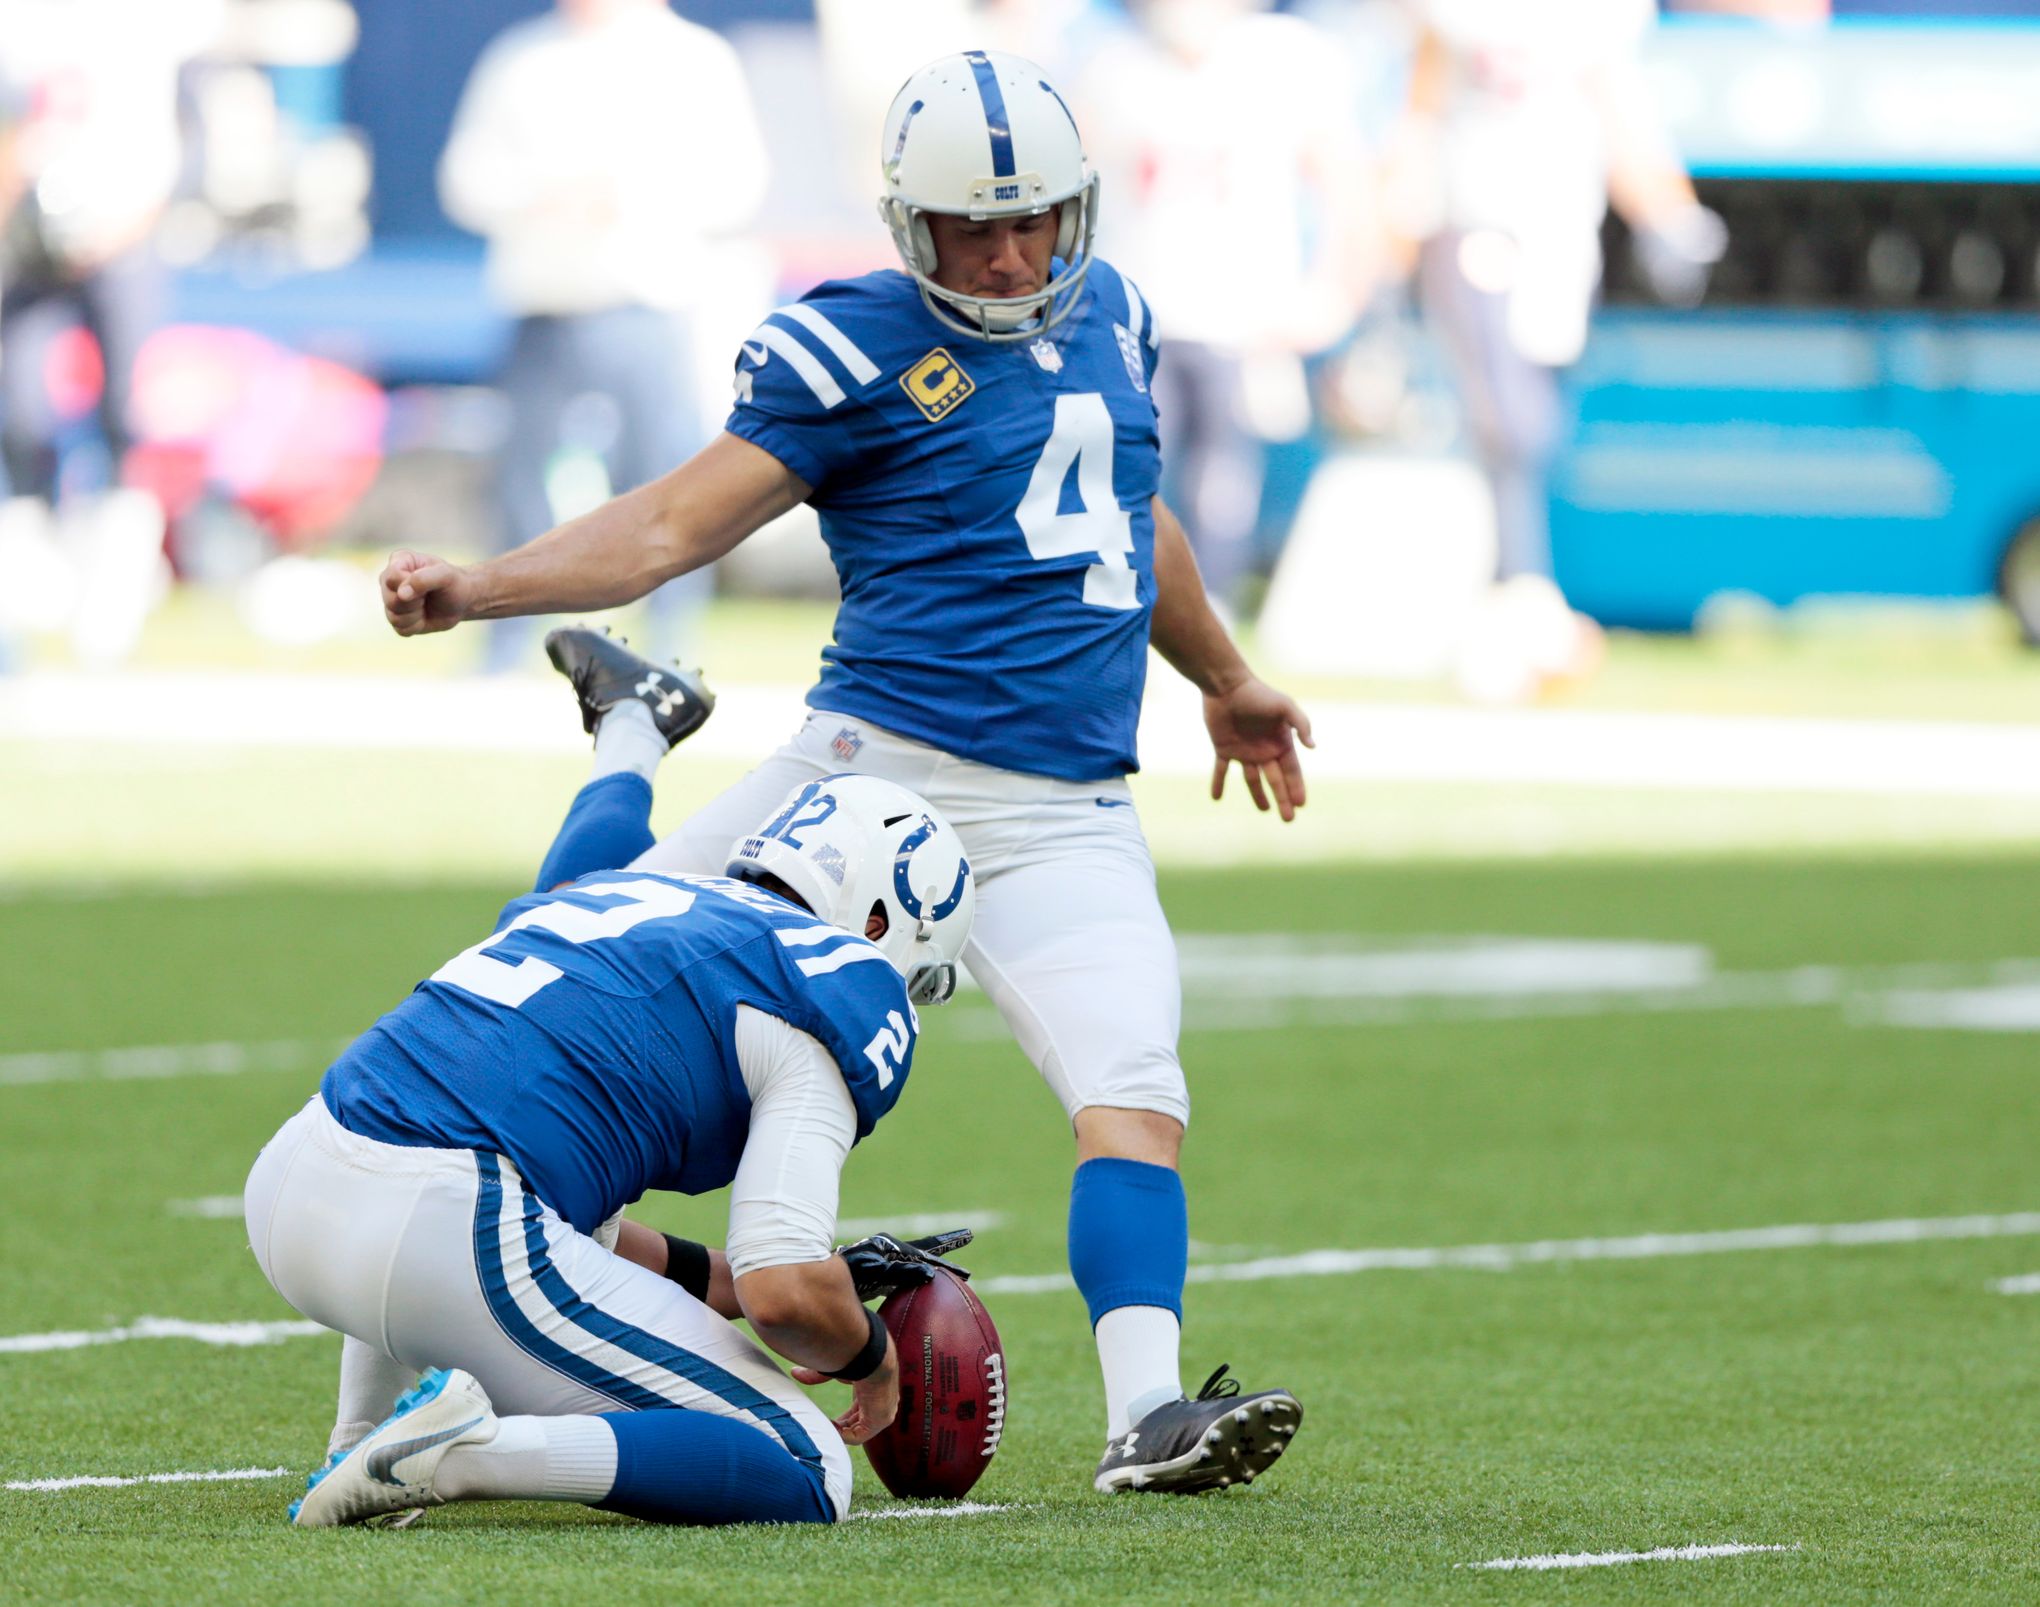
[1095,797,1132,809]
[742,342,768,366]
[364,1416,484,1486]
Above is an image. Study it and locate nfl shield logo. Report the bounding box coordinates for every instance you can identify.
[1113,324,1147,394]
[1030,339,1063,374]
[831,726,863,762]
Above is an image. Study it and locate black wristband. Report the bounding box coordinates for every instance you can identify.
[661,1234,712,1303]
[824,1306,890,1383]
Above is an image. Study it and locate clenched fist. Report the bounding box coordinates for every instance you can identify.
[380,551,478,636]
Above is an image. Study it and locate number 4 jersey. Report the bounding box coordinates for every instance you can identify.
[727,261,1164,782]
[320,873,917,1234]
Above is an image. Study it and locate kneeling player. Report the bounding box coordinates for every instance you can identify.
[245,721,976,1527]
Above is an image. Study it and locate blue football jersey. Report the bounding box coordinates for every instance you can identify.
[321,873,917,1234]
[725,261,1164,782]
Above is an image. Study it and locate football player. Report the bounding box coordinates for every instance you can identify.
[247,771,975,1527]
[379,50,1308,1494]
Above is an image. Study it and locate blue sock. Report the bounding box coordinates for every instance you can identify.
[1067,1156,1188,1326]
[596,1410,835,1526]
[534,773,655,893]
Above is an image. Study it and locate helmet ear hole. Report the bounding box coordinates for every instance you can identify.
[865,899,891,942]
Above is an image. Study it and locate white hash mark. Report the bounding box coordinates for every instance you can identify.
[5,1466,295,1493]
[1471,1542,1801,1571]
[0,1317,324,1354]
[975,1212,2040,1295]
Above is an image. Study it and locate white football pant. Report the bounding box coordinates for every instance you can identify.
[244,1098,852,1518]
[633,710,1190,1128]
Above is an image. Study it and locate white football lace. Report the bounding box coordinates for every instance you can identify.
[981,1352,1007,1456]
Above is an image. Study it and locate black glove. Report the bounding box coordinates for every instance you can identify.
[838,1228,974,1301]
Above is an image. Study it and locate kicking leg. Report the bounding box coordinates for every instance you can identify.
[962,837,1190,1439]
[961,803,1301,1493]
[533,628,715,891]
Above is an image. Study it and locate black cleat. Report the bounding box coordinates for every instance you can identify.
[544,626,715,749]
[1093,1365,1302,1494]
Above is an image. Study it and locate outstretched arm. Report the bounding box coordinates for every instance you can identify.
[381,433,811,635]
[1147,497,1315,821]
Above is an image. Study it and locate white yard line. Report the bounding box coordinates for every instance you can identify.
[0,1317,324,1355]
[166,1196,247,1220]
[1867,984,2040,1033]
[6,670,2039,797]
[1992,1273,2040,1295]
[852,1501,1012,1520]
[14,949,2040,1096]
[976,1212,2040,1296]
[10,1212,2035,1354]
[4,1466,293,1493]
[1471,1542,1801,1572]
[941,948,2040,1040]
[0,1037,337,1088]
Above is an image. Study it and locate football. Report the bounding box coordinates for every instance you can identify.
[862,1269,1007,1500]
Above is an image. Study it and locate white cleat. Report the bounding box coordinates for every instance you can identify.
[289,1368,496,1528]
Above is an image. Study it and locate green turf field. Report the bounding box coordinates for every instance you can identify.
[5,853,2039,1603]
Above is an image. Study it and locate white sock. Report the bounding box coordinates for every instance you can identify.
[589,699,667,784]
[1096,1305,1183,1439]
[435,1415,618,1504]
[329,1336,415,1459]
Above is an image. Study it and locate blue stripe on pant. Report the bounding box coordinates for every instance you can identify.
[469,1153,825,1478]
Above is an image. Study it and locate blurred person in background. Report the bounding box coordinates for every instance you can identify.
[1078,0,1379,619]
[0,0,221,667]
[439,0,769,674]
[1391,0,1724,697]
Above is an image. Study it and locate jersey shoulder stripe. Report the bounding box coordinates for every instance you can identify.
[748,322,845,409]
[794,944,890,979]
[736,275,913,417]
[773,922,861,950]
[774,303,881,385]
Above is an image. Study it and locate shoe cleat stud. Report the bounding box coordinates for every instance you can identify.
[1234,1407,1251,1424]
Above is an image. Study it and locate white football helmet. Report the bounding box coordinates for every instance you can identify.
[878,49,1100,341]
[726,774,975,1006]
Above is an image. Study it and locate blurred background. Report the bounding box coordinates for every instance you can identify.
[3,0,2038,880]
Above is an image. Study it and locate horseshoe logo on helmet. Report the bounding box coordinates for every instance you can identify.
[892,815,970,921]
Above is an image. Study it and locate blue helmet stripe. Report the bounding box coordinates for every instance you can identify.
[964,50,1016,179]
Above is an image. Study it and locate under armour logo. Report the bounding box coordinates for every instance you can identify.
[635,672,680,718]
[1119,1433,1140,1458]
